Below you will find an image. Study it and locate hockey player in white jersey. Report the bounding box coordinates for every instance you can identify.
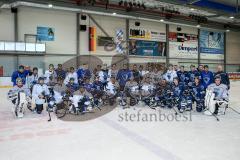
[98,64,110,89]
[44,64,57,84]
[32,77,50,114]
[48,77,67,110]
[204,76,229,115]
[26,67,39,90]
[64,67,78,85]
[163,64,177,83]
[124,76,139,107]
[71,85,93,113]
[141,77,155,97]
[106,76,119,106]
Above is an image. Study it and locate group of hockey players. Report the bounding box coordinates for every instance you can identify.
[8,62,230,118]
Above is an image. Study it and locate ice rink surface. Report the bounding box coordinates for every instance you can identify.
[0,82,240,160]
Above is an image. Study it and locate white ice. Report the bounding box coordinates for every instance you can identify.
[0,82,240,160]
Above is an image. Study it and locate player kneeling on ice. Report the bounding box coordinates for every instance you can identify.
[204,76,229,116]
[31,77,50,114]
[171,77,184,112]
[8,78,31,118]
[70,85,93,114]
[191,76,205,112]
[141,77,155,106]
[105,76,119,106]
[66,77,79,96]
[124,76,139,107]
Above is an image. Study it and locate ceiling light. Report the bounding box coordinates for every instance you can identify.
[226,29,230,32]
[112,12,116,15]
[196,24,201,28]
[48,4,53,8]
[160,19,164,22]
[190,8,195,11]
[229,16,234,19]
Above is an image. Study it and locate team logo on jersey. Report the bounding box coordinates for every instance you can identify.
[103,72,108,80]
[180,74,185,82]
[203,77,210,84]
[190,73,195,81]
[214,88,220,97]
[167,73,171,80]
[174,86,181,96]
[122,74,129,81]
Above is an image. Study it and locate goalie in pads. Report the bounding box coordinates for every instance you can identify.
[204,76,229,115]
[8,78,31,118]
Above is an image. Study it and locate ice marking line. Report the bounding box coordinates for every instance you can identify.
[100,117,182,160]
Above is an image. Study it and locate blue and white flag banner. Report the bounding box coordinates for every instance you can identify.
[116,29,124,54]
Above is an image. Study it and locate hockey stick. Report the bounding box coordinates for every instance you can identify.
[48,111,51,122]
[228,106,240,114]
[205,108,220,121]
[171,106,178,115]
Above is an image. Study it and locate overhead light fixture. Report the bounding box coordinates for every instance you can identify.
[229,16,234,19]
[224,24,231,32]
[48,4,53,8]
[160,19,164,22]
[196,24,201,28]
[112,12,116,15]
[190,8,195,11]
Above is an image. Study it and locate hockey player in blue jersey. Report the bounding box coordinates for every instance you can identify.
[191,76,205,112]
[92,76,104,99]
[83,78,94,93]
[198,64,204,73]
[11,65,31,86]
[201,65,214,89]
[116,64,132,91]
[155,78,172,107]
[77,64,91,84]
[171,77,184,111]
[177,66,189,86]
[66,77,79,95]
[92,76,104,91]
[188,65,200,87]
[92,76,104,106]
[55,64,66,79]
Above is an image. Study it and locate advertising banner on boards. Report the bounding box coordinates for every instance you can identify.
[169,32,198,59]
[129,28,166,56]
[129,40,166,56]
[129,28,166,42]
